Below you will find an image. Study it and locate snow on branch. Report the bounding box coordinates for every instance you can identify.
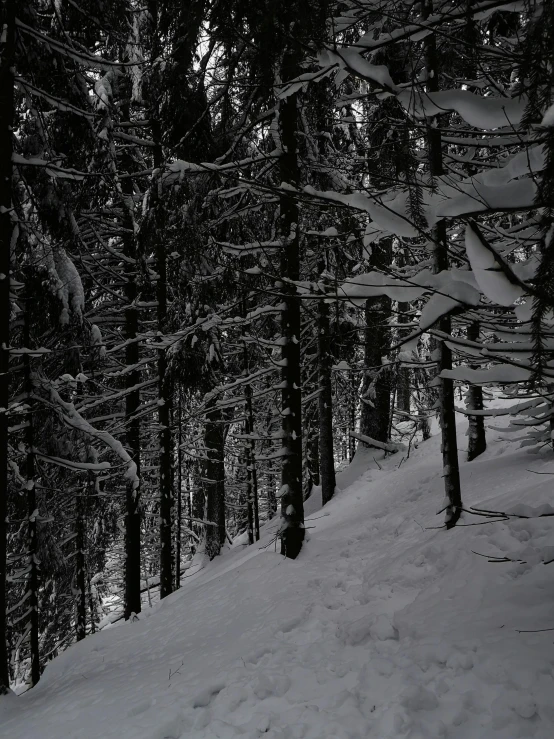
[46,384,139,491]
[13,153,89,181]
[35,453,111,473]
[161,151,281,187]
[348,431,399,454]
[398,89,527,130]
[15,77,96,120]
[464,222,526,305]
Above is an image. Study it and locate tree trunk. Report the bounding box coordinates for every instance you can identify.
[157,223,173,598]
[203,400,226,560]
[123,193,141,620]
[0,0,15,695]
[360,294,392,443]
[348,379,357,461]
[466,321,486,461]
[318,296,336,505]
[75,483,87,642]
[266,475,277,520]
[175,390,182,588]
[279,84,304,559]
[23,288,39,686]
[245,387,260,542]
[241,297,260,542]
[26,474,39,686]
[87,572,96,635]
[397,366,411,414]
[424,0,462,528]
[149,107,173,597]
[397,295,412,414]
[244,438,254,545]
[307,428,320,489]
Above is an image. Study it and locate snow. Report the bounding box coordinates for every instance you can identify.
[339,269,481,322]
[304,139,542,245]
[398,89,527,130]
[442,365,531,384]
[2,416,554,738]
[94,72,113,110]
[318,48,396,90]
[464,224,523,306]
[541,103,554,128]
[303,185,419,238]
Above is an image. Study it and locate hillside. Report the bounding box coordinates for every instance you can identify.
[1,415,553,739]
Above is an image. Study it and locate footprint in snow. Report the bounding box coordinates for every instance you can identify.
[243,646,274,666]
[252,672,291,699]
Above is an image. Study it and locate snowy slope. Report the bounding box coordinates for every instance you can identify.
[1,416,554,739]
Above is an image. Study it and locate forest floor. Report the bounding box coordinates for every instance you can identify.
[1,408,554,738]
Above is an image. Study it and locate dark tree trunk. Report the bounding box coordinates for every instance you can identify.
[175,390,182,588]
[397,366,411,413]
[150,107,173,598]
[424,0,462,528]
[307,427,320,488]
[360,295,392,443]
[466,321,487,461]
[245,386,260,542]
[26,472,39,686]
[318,297,336,505]
[23,289,39,686]
[0,0,15,695]
[123,191,141,620]
[87,572,96,635]
[279,84,304,559]
[204,400,226,560]
[266,475,277,520]
[396,245,412,415]
[75,484,87,642]
[157,227,173,598]
[263,395,278,520]
[241,297,260,542]
[244,439,254,545]
[348,379,357,461]
[397,297,412,414]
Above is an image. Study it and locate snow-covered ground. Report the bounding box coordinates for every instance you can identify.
[1,414,554,739]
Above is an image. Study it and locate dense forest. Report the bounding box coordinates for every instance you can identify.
[0,0,553,696]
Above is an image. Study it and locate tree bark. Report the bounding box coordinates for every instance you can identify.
[241,296,260,542]
[157,210,173,598]
[466,321,487,461]
[23,287,39,686]
[348,380,356,461]
[87,572,96,635]
[318,296,336,505]
[122,189,142,620]
[279,84,304,559]
[307,427,320,489]
[360,295,392,443]
[175,389,182,589]
[75,483,87,642]
[0,0,15,695]
[150,103,173,598]
[424,0,463,528]
[266,475,277,520]
[397,290,412,414]
[244,386,260,542]
[203,399,226,559]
